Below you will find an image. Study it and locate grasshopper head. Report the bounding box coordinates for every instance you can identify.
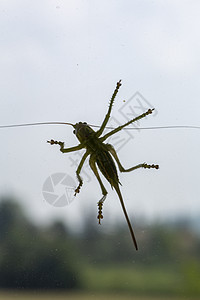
[73,122,95,142]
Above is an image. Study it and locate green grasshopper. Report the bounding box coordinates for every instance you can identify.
[47,80,159,250]
[1,82,200,250]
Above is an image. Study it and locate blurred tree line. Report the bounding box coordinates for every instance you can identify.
[0,197,81,289]
[0,196,200,294]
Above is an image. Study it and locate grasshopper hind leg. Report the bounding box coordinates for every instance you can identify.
[89,155,108,224]
[107,144,159,172]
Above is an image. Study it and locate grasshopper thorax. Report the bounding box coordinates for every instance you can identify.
[73,122,95,143]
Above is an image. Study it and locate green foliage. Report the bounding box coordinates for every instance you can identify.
[0,196,200,298]
[0,197,81,290]
[181,259,200,296]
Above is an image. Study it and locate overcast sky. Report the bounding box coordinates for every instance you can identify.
[1,0,200,230]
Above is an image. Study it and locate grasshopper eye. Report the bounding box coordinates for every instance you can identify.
[73,130,75,134]
[83,122,87,125]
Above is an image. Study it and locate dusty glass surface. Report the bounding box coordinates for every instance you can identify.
[0,1,200,299]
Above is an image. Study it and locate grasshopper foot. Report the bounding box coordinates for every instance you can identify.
[97,195,107,225]
[74,180,83,196]
[143,163,159,169]
[47,139,64,147]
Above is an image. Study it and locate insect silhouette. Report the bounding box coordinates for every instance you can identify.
[1,82,200,249]
[47,80,159,250]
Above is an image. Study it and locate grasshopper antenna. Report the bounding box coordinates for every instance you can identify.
[0,123,200,130]
[89,125,200,130]
[0,122,75,129]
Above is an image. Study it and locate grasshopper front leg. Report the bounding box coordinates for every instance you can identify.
[101,109,154,142]
[47,139,84,153]
[47,139,86,195]
[96,80,122,137]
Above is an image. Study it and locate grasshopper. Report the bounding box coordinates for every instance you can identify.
[1,81,199,249]
[47,80,159,250]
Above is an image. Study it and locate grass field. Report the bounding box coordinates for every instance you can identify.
[0,292,195,300]
[0,264,199,300]
[82,264,200,297]
[83,265,181,294]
